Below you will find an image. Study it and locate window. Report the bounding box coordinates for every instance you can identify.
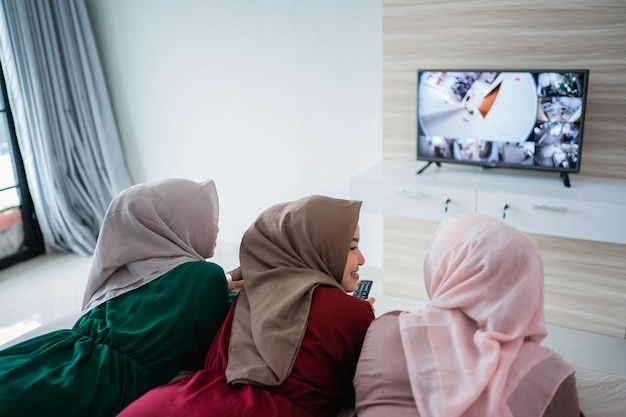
[0,64,45,270]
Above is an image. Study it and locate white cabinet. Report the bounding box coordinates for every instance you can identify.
[352,179,475,220]
[352,161,477,220]
[477,191,626,243]
[351,161,626,245]
[351,161,626,337]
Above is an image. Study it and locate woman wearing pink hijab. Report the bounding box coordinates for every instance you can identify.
[353,214,583,417]
[0,178,241,417]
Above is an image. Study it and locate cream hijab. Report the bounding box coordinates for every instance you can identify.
[81,178,219,315]
[225,195,362,387]
[399,214,571,417]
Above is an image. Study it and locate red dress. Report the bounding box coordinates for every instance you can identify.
[118,286,375,417]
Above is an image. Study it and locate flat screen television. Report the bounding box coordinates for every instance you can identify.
[416,69,590,187]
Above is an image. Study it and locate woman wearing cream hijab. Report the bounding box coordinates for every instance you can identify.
[0,178,240,417]
[118,195,376,417]
[353,214,583,417]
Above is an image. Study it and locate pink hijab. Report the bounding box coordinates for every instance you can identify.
[398,214,569,417]
[81,178,219,314]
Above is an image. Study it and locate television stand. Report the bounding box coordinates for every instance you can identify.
[560,172,571,188]
[416,161,441,175]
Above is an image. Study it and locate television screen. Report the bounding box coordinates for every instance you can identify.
[416,70,590,180]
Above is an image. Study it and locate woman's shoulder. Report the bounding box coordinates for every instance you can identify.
[509,343,580,417]
[375,310,404,320]
[168,260,226,277]
[314,286,371,307]
[311,286,375,323]
[364,311,404,338]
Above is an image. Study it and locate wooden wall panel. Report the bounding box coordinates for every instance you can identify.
[381,0,626,337]
[383,217,436,300]
[383,218,626,338]
[383,0,626,179]
[536,235,626,338]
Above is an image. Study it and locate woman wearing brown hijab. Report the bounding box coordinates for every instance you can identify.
[118,195,376,417]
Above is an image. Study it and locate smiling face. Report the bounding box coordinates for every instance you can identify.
[340,224,365,292]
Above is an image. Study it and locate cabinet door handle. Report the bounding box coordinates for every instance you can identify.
[532,203,568,212]
[395,189,424,199]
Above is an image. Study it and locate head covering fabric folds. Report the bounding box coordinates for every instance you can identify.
[225,195,362,387]
[81,178,219,314]
[398,214,570,417]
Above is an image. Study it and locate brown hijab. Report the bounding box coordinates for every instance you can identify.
[225,195,362,387]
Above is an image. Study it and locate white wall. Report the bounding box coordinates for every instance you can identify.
[85,0,384,267]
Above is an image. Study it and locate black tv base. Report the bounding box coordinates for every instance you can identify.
[417,161,573,188]
[416,161,441,175]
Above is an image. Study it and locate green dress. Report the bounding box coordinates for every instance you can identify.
[0,261,234,417]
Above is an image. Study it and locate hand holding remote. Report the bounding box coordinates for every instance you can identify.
[353,280,375,314]
[352,280,373,299]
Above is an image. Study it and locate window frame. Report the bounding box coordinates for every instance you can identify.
[0,64,45,270]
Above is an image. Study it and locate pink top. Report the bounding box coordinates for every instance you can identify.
[355,312,581,417]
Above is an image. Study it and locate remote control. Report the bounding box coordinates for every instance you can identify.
[352,280,373,299]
